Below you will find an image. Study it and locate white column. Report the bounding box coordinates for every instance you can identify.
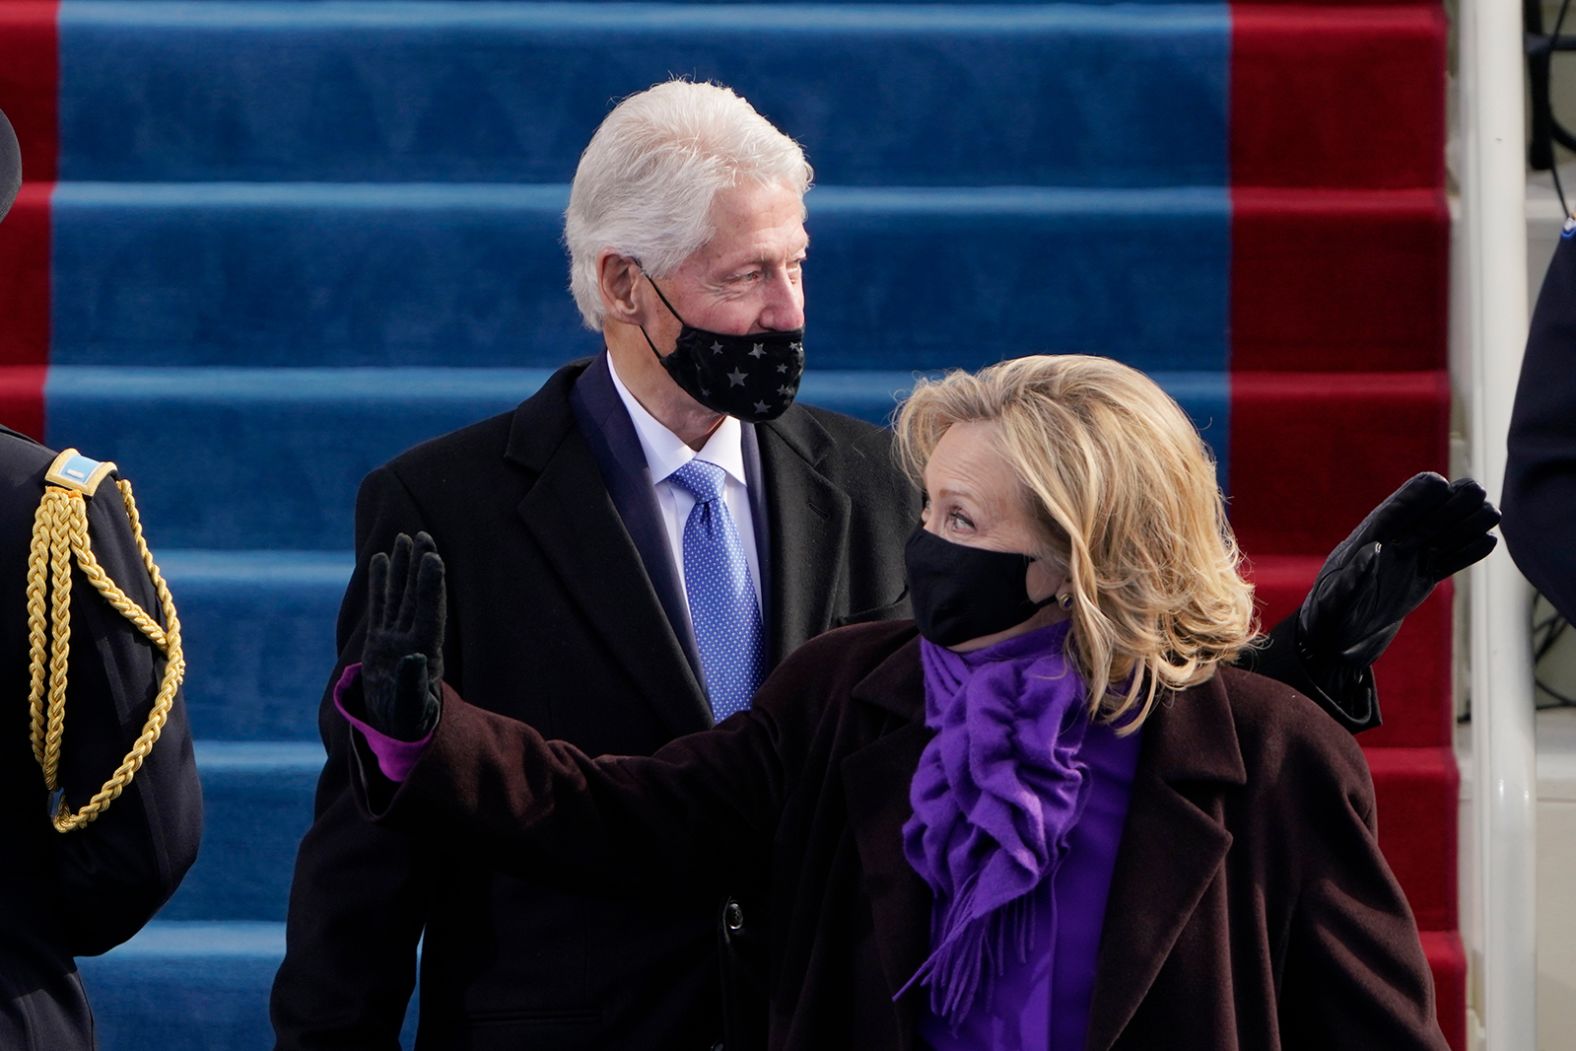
[1457,0,1538,1046]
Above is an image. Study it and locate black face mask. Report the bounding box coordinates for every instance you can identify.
[639,275,805,423]
[904,525,1056,647]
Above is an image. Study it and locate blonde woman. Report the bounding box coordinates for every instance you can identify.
[339,355,1448,1050]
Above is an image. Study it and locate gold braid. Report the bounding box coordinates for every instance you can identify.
[26,477,184,832]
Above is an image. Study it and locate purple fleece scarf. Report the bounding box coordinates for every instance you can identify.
[899,619,1093,1029]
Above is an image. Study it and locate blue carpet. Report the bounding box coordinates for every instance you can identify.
[60,2,1229,186]
[46,366,1228,549]
[46,366,557,548]
[156,742,322,922]
[78,922,288,1051]
[51,183,1230,371]
[76,921,420,1049]
[158,550,350,740]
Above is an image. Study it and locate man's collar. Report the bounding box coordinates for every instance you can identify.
[607,352,747,487]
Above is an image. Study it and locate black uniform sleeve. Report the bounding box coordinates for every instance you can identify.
[50,474,203,957]
[1505,231,1576,622]
[270,466,442,1051]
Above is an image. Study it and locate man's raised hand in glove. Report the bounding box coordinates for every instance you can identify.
[1290,472,1499,730]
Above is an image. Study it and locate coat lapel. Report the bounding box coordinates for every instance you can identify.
[756,408,852,664]
[1084,674,1247,1051]
[840,635,931,1050]
[569,354,704,682]
[505,371,713,739]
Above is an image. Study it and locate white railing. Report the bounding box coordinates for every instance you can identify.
[1456,0,1538,1046]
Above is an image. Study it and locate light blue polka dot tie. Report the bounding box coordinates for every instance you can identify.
[667,459,767,722]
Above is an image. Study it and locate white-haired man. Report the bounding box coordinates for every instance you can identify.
[271,80,1497,1050]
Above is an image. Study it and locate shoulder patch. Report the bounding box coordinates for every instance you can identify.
[45,448,118,497]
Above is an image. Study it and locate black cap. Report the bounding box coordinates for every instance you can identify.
[0,107,20,224]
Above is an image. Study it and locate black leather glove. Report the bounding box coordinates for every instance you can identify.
[1299,472,1500,674]
[361,531,446,741]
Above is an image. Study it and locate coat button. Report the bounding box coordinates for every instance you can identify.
[724,898,745,932]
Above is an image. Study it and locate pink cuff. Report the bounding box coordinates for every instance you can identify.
[333,663,434,783]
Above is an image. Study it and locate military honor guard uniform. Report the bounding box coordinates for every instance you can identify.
[0,430,203,1048]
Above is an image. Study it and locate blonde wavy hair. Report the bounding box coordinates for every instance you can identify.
[894,354,1257,730]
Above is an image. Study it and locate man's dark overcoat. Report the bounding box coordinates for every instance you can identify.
[366,619,1450,1051]
[0,427,203,1050]
[1506,228,1576,621]
[271,358,916,1049]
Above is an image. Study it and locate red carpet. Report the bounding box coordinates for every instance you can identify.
[0,0,56,437]
[1231,2,1460,1045]
[1231,189,1450,372]
[1232,6,1446,189]
[1231,371,1451,555]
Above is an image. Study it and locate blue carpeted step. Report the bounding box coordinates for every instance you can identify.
[160,550,348,741]
[50,183,1232,373]
[157,741,322,922]
[58,1,1229,187]
[77,922,285,1051]
[47,366,1229,550]
[47,365,552,550]
[76,921,419,1049]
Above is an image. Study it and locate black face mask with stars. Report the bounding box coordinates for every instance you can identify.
[638,274,806,423]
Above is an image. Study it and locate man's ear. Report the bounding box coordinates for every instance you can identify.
[598,251,643,323]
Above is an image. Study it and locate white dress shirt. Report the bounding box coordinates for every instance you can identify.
[607,355,764,614]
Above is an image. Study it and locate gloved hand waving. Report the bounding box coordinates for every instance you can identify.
[361,531,446,741]
[1299,472,1500,671]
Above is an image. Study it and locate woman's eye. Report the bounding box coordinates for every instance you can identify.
[947,509,974,531]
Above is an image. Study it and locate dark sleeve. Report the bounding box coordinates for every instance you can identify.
[1504,234,1576,622]
[357,649,819,896]
[1277,730,1448,1050]
[270,467,439,1051]
[1239,614,1379,734]
[49,477,204,956]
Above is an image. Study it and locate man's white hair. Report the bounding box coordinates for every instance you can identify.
[564,80,813,331]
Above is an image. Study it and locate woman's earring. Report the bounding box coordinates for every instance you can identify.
[1057,591,1074,611]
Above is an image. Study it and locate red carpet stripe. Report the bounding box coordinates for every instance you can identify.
[1229,5,1459,1040]
[1231,188,1450,373]
[1229,370,1450,555]
[1231,6,1446,190]
[1365,746,1461,933]
[1243,0,1443,7]
[0,364,47,441]
[0,1,59,184]
[0,0,57,438]
[1420,931,1468,1051]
